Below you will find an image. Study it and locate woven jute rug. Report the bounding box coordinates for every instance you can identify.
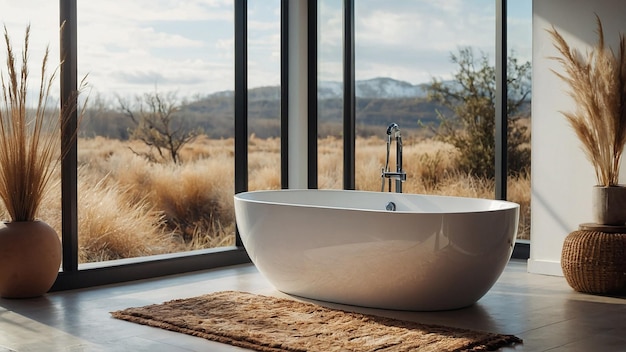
[111,290,522,352]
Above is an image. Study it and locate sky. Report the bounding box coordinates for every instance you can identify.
[0,0,532,100]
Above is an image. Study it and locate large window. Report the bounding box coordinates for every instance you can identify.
[0,0,524,290]
[75,1,237,263]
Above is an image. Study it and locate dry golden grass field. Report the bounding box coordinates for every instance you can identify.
[8,135,530,263]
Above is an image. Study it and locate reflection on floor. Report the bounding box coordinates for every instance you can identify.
[0,259,625,351]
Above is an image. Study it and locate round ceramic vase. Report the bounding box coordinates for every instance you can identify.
[0,221,62,298]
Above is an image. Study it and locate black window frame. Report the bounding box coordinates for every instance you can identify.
[52,0,525,291]
[53,0,251,291]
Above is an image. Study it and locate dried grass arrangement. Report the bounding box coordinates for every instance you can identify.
[0,25,82,222]
[547,16,626,187]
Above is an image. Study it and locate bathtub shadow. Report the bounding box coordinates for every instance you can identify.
[284,292,504,334]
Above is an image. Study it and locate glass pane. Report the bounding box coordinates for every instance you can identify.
[247,0,281,191]
[318,0,344,189]
[507,0,532,241]
[354,1,497,198]
[77,1,236,263]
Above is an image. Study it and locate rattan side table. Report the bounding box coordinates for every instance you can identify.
[561,223,626,294]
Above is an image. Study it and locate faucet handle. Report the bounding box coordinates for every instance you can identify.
[382,171,406,181]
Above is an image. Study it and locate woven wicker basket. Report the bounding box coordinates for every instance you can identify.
[561,229,626,294]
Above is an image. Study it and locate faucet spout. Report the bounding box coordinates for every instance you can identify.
[381,123,406,193]
[386,123,399,136]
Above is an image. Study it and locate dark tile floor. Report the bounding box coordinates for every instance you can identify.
[1,259,625,351]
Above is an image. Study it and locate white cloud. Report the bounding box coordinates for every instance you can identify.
[79,0,233,23]
[351,0,498,84]
[1,0,532,99]
[316,0,531,86]
[0,1,61,103]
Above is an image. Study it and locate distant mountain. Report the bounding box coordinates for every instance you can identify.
[354,77,430,99]
[180,78,442,139]
[209,77,430,101]
[318,77,430,99]
[82,77,528,140]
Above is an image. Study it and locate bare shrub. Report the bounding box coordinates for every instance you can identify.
[36,170,171,263]
[118,90,201,164]
[75,174,171,262]
[147,160,235,242]
[74,136,236,261]
[319,136,346,189]
[248,134,281,190]
[404,139,459,192]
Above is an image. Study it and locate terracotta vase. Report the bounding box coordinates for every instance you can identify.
[0,221,62,298]
[591,185,626,225]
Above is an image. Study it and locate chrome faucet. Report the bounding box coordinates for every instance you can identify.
[381,123,406,193]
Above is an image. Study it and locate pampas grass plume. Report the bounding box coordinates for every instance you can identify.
[0,25,61,222]
[547,15,626,186]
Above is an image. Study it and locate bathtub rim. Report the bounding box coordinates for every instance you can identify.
[234,189,519,215]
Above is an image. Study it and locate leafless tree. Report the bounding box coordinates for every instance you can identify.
[118,90,200,164]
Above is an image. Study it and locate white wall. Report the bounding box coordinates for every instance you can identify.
[530,0,626,275]
[287,0,310,189]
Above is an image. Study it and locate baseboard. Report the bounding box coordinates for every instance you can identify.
[527,258,564,276]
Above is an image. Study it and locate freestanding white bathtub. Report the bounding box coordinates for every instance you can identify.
[234,189,519,311]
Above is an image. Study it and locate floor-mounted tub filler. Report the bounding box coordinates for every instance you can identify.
[234,189,519,311]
